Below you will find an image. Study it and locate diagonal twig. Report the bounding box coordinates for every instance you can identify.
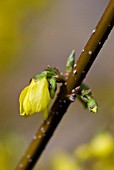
[15,0,114,169]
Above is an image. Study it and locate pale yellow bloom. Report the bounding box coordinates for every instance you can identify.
[19,77,50,120]
[90,132,114,158]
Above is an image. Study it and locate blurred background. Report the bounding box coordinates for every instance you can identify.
[0,0,114,169]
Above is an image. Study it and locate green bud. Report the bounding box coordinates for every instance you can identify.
[87,98,98,113]
[66,50,75,75]
[77,83,99,113]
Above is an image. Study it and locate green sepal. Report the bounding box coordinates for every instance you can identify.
[49,89,55,99]
[49,77,57,90]
[65,50,75,75]
[44,65,65,82]
[34,73,46,81]
[49,77,57,99]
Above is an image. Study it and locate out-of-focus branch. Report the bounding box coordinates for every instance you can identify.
[15,0,114,169]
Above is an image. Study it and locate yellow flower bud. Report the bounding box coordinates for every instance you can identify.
[19,77,50,120]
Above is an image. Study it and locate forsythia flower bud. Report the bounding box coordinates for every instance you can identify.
[19,77,50,120]
[87,98,98,113]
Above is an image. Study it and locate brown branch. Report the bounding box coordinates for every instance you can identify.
[15,0,114,169]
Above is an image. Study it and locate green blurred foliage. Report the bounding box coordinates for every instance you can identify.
[0,0,49,72]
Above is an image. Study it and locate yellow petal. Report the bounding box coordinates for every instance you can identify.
[19,86,29,116]
[19,77,50,118]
